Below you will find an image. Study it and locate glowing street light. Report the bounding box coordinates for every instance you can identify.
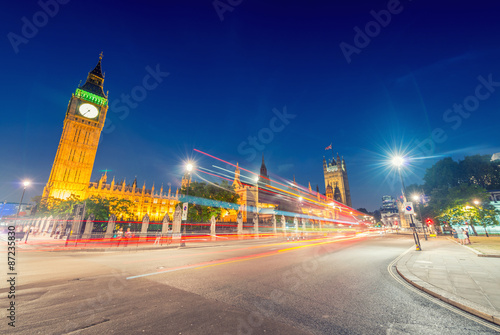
[16,180,30,217]
[390,155,421,250]
[181,163,194,247]
[16,180,31,243]
[391,156,405,168]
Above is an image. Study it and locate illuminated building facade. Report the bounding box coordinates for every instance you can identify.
[231,155,349,223]
[323,152,352,207]
[42,56,178,220]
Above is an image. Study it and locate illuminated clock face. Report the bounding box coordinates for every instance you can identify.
[78,103,99,119]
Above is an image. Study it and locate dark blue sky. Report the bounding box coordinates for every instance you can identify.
[2,0,499,211]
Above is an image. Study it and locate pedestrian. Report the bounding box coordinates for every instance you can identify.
[452,228,458,241]
[167,228,173,245]
[116,228,123,246]
[457,228,465,245]
[462,228,470,245]
[124,228,132,247]
[153,231,161,245]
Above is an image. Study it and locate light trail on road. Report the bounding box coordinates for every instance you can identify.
[126,234,369,280]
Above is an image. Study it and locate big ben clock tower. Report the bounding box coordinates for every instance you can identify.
[43,54,108,201]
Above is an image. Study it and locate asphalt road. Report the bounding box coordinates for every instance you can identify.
[1,233,498,334]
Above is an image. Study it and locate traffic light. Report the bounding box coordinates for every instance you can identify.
[426,218,433,226]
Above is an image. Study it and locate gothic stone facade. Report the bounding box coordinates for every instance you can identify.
[42,56,178,221]
[323,153,352,207]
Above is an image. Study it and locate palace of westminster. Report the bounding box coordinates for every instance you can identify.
[42,56,352,221]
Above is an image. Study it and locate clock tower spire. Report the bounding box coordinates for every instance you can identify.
[43,55,109,201]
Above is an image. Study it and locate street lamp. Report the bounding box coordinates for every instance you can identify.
[412,194,427,240]
[253,175,259,237]
[16,181,30,242]
[253,175,259,212]
[16,181,30,218]
[391,155,421,250]
[181,163,193,247]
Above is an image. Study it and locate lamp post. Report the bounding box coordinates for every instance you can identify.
[412,194,427,241]
[16,181,30,242]
[181,163,193,247]
[253,176,259,237]
[392,156,421,250]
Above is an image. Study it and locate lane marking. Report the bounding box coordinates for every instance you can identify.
[123,238,331,264]
[127,235,367,279]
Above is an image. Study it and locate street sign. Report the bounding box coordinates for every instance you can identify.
[404,202,414,215]
[182,202,188,220]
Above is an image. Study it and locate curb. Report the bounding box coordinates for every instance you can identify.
[446,237,500,258]
[396,251,500,326]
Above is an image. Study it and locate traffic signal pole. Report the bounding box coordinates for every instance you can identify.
[416,201,427,241]
[397,167,422,251]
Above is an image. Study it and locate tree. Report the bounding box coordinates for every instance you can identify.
[179,180,240,224]
[356,208,369,214]
[37,195,134,223]
[458,155,500,190]
[84,196,111,222]
[31,195,42,206]
[38,194,81,217]
[473,203,499,237]
[416,155,500,234]
[432,184,494,236]
[423,157,459,193]
[108,197,134,220]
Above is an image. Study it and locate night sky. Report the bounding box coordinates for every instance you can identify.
[2,0,500,211]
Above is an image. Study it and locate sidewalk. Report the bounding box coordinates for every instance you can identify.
[396,237,500,325]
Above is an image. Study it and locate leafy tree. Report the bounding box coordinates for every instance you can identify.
[458,155,500,190]
[84,196,111,222]
[38,194,81,216]
[431,184,494,235]
[31,195,42,206]
[356,208,369,214]
[37,195,134,223]
[108,197,134,220]
[423,157,459,193]
[179,180,239,224]
[411,155,500,234]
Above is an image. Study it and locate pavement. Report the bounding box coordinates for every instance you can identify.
[396,235,500,326]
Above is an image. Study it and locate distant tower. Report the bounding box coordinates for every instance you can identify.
[43,54,108,201]
[323,152,352,207]
[232,162,243,189]
[259,154,270,186]
[181,173,192,189]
